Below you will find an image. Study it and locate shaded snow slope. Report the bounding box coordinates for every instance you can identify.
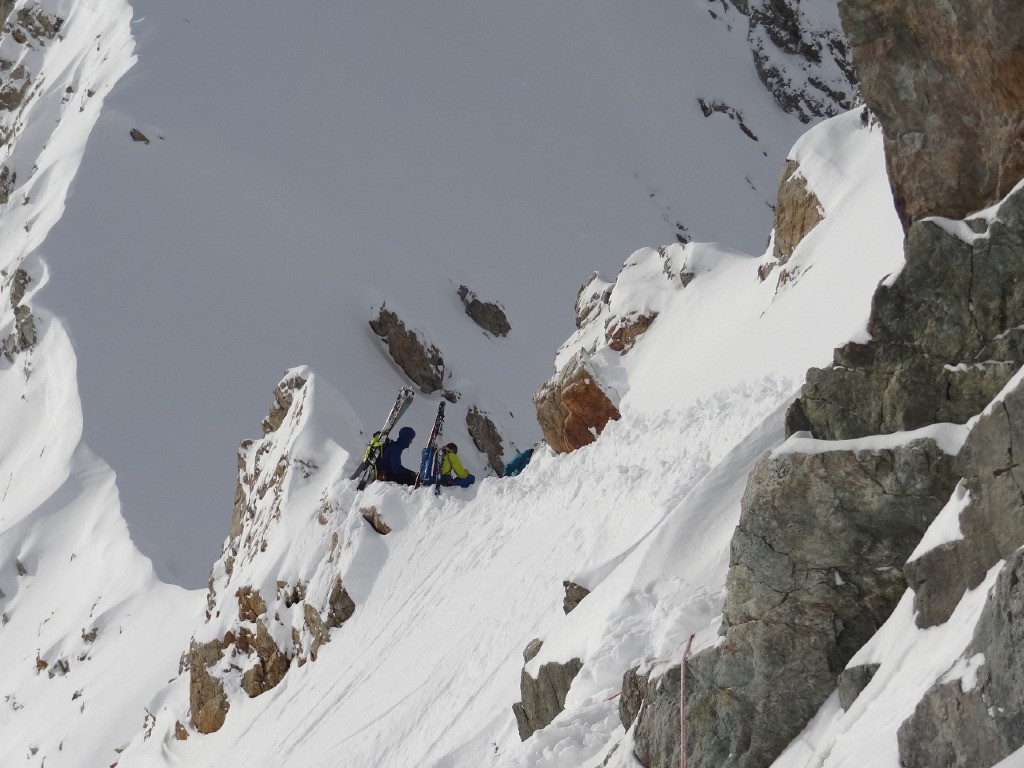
[39,0,848,586]
[111,108,905,768]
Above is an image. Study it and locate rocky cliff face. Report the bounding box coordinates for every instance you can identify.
[534,245,713,453]
[791,183,1024,442]
[905,378,1024,630]
[728,0,858,123]
[899,545,1024,767]
[627,4,1024,764]
[188,372,360,734]
[673,435,958,768]
[839,0,1024,228]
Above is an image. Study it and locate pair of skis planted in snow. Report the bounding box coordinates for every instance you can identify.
[351,389,446,534]
[415,401,445,495]
[349,387,414,491]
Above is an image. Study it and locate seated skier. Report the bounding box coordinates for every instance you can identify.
[438,443,476,488]
[378,426,418,485]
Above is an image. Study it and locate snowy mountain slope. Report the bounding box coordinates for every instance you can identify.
[35,0,855,586]
[0,0,892,764]
[105,106,905,768]
[0,2,202,767]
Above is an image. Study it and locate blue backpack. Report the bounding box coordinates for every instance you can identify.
[503,448,534,478]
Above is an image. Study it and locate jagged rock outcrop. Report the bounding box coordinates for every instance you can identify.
[457,285,511,337]
[697,98,759,141]
[562,580,590,614]
[0,164,14,203]
[905,378,1024,628]
[8,268,30,307]
[11,5,63,42]
[574,271,613,331]
[537,246,713,452]
[724,0,856,123]
[0,62,30,113]
[465,406,505,474]
[792,183,1024,442]
[898,548,1024,767]
[534,352,620,454]
[2,268,36,362]
[771,159,823,266]
[512,656,584,741]
[839,0,1024,228]
[605,312,657,354]
[638,438,958,768]
[188,639,230,735]
[2,304,36,361]
[190,373,358,734]
[238,621,290,697]
[369,307,447,394]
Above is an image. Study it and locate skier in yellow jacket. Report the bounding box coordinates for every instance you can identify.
[439,443,476,488]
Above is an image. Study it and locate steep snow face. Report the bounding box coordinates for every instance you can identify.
[0,2,201,767]
[111,108,904,768]
[37,0,852,586]
[554,109,901,417]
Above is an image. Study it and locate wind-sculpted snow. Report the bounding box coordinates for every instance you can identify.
[0,1,202,766]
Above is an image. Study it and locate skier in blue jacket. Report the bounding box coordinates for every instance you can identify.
[378,426,418,485]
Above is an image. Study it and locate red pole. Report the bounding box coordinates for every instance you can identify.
[680,633,695,768]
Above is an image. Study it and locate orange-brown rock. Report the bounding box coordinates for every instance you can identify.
[534,354,621,454]
[839,0,1024,227]
[605,312,658,354]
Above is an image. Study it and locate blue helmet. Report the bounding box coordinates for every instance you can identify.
[397,426,416,446]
